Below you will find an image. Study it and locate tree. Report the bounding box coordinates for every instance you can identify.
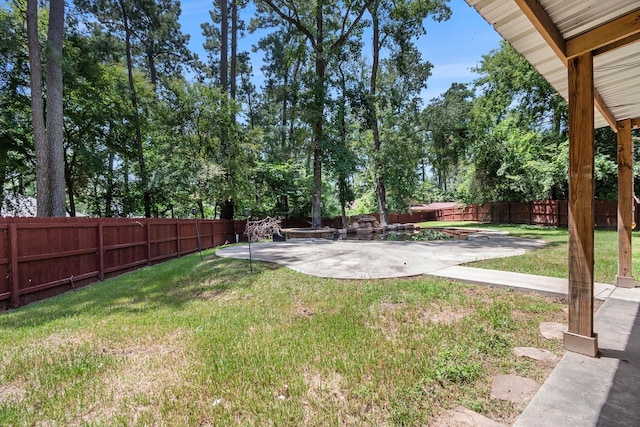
[0,6,33,208]
[461,41,569,203]
[365,0,450,225]
[76,0,193,217]
[26,0,66,216]
[422,83,474,192]
[257,0,373,228]
[203,0,254,218]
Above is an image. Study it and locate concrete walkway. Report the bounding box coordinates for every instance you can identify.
[217,236,640,426]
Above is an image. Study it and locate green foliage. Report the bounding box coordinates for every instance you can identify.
[422,83,474,192]
[251,160,312,218]
[456,42,570,203]
[0,6,33,201]
[434,347,482,384]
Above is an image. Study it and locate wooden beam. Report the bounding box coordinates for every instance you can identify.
[514,0,567,59]
[617,118,634,287]
[513,0,618,132]
[595,90,619,132]
[565,51,598,357]
[632,117,640,129]
[567,8,640,58]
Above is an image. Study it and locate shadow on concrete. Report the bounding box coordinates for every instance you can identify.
[596,300,640,426]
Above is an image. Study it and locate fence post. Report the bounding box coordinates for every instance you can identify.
[176,220,181,257]
[9,222,20,308]
[146,218,152,265]
[98,221,104,281]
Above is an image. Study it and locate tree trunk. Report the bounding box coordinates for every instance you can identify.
[310,4,324,229]
[220,199,234,219]
[147,46,158,90]
[218,0,234,220]
[120,0,151,217]
[27,0,49,216]
[230,0,237,125]
[338,64,349,230]
[64,150,76,217]
[281,71,288,150]
[219,0,228,92]
[46,0,66,217]
[0,149,7,210]
[288,55,301,157]
[105,150,115,216]
[369,4,388,227]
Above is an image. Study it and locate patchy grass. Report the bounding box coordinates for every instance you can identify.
[0,249,565,426]
[422,221,640,285]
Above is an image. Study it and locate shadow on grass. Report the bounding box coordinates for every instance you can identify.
[0,249,282,329]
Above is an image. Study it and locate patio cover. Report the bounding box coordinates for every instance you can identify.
[465,0,640,356]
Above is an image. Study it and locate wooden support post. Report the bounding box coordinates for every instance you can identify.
[98,221,104,281]
[146,218,152,266]
[617,119,635,288]
[176,221,181,258]
[565,52,598,357]
[9,222,20,308]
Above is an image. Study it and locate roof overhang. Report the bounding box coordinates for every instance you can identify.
[466,0,640,131]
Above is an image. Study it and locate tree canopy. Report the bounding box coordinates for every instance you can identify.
[1,2,635,220]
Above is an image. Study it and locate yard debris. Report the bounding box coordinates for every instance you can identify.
[244,216,283,242]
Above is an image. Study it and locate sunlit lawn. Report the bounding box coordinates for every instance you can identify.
[422,221,640,285]
[0,247,565,426]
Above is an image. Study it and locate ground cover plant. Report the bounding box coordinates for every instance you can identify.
[424,222,640,285]
[0,248,565,426]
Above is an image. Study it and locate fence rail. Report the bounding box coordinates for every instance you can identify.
[0,217,243,310]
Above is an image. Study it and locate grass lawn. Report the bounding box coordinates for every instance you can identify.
[0,247,566,426]
[423,221,640,285]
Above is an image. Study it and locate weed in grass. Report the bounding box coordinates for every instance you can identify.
[434,347,483,385]
[479,301,514,332]
[475,330,512,356]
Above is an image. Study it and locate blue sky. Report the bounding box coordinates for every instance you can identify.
[178,0,503,103]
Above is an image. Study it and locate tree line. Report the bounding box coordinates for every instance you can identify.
[1,1,635,223]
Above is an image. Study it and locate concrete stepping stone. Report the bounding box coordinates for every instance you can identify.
[539,322,565,340]
[491,374,540,406]
[513,347,561,364]
[435,407,508,427]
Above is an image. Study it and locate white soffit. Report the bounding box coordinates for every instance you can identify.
[466,0,640,129]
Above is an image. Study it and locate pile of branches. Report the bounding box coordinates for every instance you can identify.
[244,216,283,242]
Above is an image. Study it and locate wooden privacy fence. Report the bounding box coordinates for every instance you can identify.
[433,200,628,228]
[0,217,245,310]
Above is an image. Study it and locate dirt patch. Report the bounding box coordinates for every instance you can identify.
[302,369,350,424]
[367,301,406,340]
[200,289,227,299]
[294,305,315,318]
[77,329,191,425]
[33,329,94,351]
[0,383,26,403]
[379,301,404,312]
[420,304,472,326]
[462,287,494,305]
